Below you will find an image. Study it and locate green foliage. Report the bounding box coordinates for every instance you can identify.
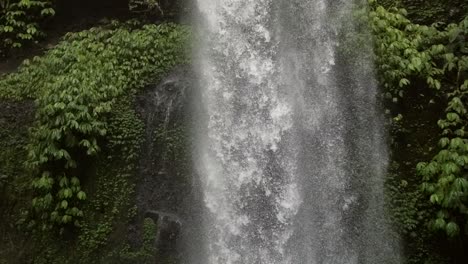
[23,93,146,264]
[0,0,54,56]
[368,0,468,238]
[378,0,468,24]
[370,2,447,98]
[77,95,144,262]
[129,0,163,15]
[1,20,189,263]
[386,162,445,263]
[415,23,468,237]
[128,0,183,19]
[0,22,189,231]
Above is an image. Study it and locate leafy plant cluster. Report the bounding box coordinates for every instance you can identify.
[368,0,468,237]
[129,0,163,16]
[379,0,468,25]
[0,0,54,56]
[0,21,189,232]
[76,95,144,263]
[128,0,184,19]
[18,92,146,264]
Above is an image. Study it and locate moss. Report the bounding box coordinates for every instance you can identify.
[153,125,189,171]
[76,93,145,263]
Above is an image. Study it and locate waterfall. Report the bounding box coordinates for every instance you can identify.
[192,0,400,263]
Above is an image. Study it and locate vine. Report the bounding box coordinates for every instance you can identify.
[368,0,468,238]
[0,0,55,56]
[0,21,189,231]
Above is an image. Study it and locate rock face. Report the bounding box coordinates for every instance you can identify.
[0,99,35,262]
[145,210,183,257]
[0,99,35,183]
[131,65,202,261]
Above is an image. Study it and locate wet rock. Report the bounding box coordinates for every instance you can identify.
[128,65,202,261]
[145,210,182,256]
[135,65,194,216]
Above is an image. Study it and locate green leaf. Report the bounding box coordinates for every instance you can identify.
[434,217,446,229]
[71,177,80,186]
[399,78,410,87]
[447,113,459,122]
[430,194,440,204]
[439,138,450,148]
[3,26,14,32]
[59,177,69,188]
[446,222,459,237]
[77,191,86,200]
[40,8,55,16]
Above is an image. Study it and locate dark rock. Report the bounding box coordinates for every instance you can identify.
[135,65,193,215]
[144,210,182,256]
[129,65,204,262]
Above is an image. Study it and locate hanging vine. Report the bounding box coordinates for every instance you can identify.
[368,0,468,237]
[0,22,189,230]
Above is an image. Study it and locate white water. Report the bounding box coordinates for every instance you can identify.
[193,0,400,263]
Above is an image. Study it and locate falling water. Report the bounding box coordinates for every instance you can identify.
[193,0,400,263]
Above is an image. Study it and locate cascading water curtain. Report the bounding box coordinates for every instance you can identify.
[192,0,401,263]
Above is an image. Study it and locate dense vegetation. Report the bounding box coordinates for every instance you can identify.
[0,18,188,263]
[0,0,55,57]
[0,0,467,263]
[368,0,468,262]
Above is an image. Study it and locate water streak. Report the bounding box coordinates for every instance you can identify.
[193,0,400,263]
